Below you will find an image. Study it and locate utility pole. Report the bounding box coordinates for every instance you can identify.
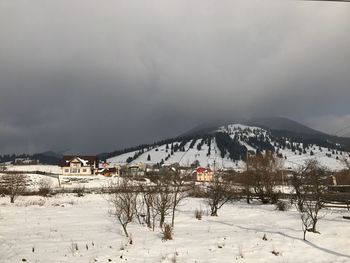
[245,150,250,204]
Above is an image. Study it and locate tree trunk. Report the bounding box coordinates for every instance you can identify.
[160,213,165,228]
[171,194,177,227]
[122,224,129,237]
[312,219,318,233]
[211,206,218,216]
[146,206,151,228]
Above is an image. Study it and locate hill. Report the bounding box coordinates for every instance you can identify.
[105,122,350,171]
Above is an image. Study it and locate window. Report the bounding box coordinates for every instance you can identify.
[65,169,69,173]
[82,169,87,173]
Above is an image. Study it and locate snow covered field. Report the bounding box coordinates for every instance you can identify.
[1,195,349,262]
[5,165,62,174]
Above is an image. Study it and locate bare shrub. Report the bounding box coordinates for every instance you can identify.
[69,241,79,255]
[25,199,46,207]
[109,179,138,237]
[138,183,157,229]
[188,185,207,198]
[161,223,173,241]
[194,209,203,220]
[169,171,188,227]
[154,179,174,228]
[38,178,52,196]
[292,160,328,240]
[275,200,291,211]
[246,151,282,204]
[206,176,236,216]
[73,185,85,197]
[0,173,27,203]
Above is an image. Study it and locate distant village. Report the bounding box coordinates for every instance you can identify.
[59,155,215,182]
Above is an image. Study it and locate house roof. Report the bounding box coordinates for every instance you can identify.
[98,167,117,174]
[59,155,98,167]
[196,167,213,173]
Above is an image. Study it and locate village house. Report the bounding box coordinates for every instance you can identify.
[60,155,99,176]
[97,163,121,177]
[13,158,38,165]
[195,167,214,182]
[127,163,146,177]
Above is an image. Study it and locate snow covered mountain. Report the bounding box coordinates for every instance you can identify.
[106,123,350,171]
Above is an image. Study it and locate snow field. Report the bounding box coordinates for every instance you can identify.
[1,195,350,262]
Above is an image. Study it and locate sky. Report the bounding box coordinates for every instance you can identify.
[0,0,350,154]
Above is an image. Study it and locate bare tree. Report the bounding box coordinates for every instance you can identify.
[109,179,138,237]
[138,183,157,229]
[168,169,189,227]
[290,168,305,211]
[239,170,253,204]
[207,176,236,216]
[292,160,328,240]
[153,178,174,228]
[0,173,27,203]
[246,151,282,204]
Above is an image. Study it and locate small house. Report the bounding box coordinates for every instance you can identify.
[195,167,214,182]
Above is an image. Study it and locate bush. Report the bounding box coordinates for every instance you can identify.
[270,192,281,204]
[162,223,173,241]
[275,200,291,211]
[188,186,208,198]
[194,209,203,220]
[38,178,52,196]
[73,186,85,197]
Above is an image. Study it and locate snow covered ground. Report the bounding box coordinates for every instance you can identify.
[1,165,123,190]
[5,165,61,174]
[1,195,349,262]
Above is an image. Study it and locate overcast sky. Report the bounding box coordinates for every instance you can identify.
[0,0,350,154]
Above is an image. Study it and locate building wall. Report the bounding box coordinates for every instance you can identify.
[197,172,214,182]
[62,161,95,176]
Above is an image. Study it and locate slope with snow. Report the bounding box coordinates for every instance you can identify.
[107,124,350,171]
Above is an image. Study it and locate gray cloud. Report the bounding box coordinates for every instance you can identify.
[0,0,350,154]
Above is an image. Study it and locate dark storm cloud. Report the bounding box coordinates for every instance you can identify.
[0,0,350,154]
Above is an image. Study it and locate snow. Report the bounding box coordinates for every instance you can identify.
[1,195,349,262]
[76,157,89,166]
[5,165,62,174]
[108,150,145,165]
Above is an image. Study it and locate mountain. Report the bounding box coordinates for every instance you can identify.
[181,117,350,151]
[183,117,324,137]
[0,151,62,165]
[105,121,350,171]
[247,117,324,135]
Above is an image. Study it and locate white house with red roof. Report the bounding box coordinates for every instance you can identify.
[195,167,214,182]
